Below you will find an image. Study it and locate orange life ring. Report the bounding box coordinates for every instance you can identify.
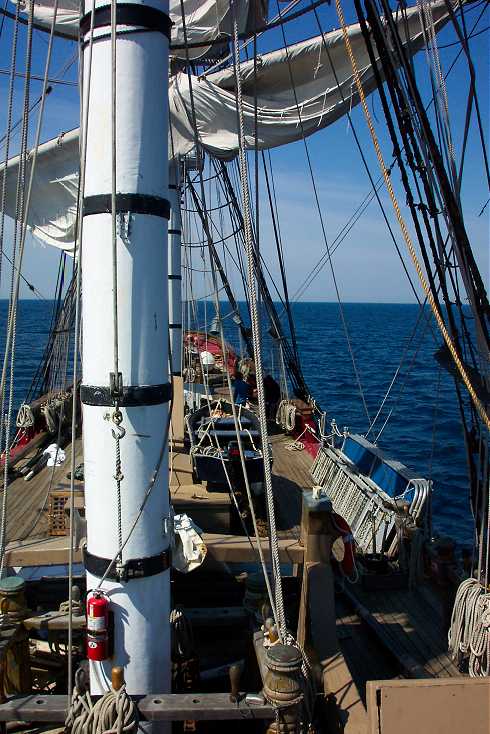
[331,513,356,577]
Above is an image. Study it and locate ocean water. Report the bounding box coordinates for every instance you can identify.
[0,299,475,546]
[287,302,474,546]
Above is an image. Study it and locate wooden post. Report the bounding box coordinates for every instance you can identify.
[296,490,368,733]
[297,490,337,658]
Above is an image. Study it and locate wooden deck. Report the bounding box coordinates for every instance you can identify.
[270,432,314,538]
[2,396,462,707]
[3,436,83,547]
[347,582,460,679]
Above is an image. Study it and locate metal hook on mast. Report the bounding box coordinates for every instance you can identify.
[111,408,126,440]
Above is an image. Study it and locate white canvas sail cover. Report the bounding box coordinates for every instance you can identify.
[171,0,453,157]
[1,0,455,251]
[13,0,268,58]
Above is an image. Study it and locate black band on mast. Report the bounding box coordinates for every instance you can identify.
[83,193,170,220]
[80,4,171,39]
[84,546,171,582]
[80,383,172,407]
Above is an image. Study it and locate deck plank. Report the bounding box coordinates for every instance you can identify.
[270,434,314,539]
[349,583,460,679]
[4,436,83,545]
[5,532,304,567]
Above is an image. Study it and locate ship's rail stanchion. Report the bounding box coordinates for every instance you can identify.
[297,488,337,660]
[296,487,369,731]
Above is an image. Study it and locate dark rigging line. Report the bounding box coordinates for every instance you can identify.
[0,68,77,86]
[274,0,372,426]
[437,23,488,48]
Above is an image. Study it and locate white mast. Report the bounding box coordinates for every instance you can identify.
[80,0,171,704]
[168,162,182,378]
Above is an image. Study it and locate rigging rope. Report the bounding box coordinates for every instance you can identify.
[0,0,20,294]
[205,256,274,594]
[274,0,372,429]
[109,0,125,566]
[0,0,37,577]
[335,0,490,433]
[67,0,97,696]
[177,89,279,622]
[417,0,457,187]
[231,0,287,637]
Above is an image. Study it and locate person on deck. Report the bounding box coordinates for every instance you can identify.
[246,372,257,402]
[264,374,281,419]
[233,371,250,406]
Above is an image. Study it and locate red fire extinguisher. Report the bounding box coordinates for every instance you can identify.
[86,591,110,662]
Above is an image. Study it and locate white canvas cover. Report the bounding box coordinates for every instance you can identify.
[13,0,268,59]
[1,129,80,249]
[1,1,454,251]
[171,0,452,157]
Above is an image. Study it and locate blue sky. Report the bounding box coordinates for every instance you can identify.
[0,0,488,303]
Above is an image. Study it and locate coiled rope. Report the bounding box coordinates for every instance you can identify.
[285,426,308,452]
[276,400,296,433]
[448,577,490,677]
[65,669,139,734]
[41,399,61,433]
[16,403,34,428]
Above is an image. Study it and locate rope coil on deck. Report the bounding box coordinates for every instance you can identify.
[66,668,139,734]
[448,578,490,677]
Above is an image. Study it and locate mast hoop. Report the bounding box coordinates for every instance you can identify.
[84,545,171,582]
[83,193,171,220]
[80,383,172,407]
[80,3,171,40]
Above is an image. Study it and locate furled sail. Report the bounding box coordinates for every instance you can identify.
[1,129,80,249]
[171,0,453,157]
[12,0,268,59]
[1,0,455,251]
